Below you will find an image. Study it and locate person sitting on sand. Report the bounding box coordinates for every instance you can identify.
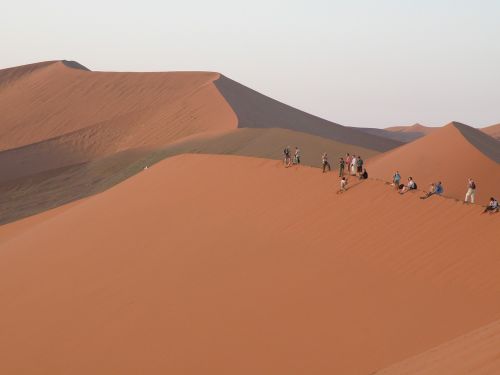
[322,153,331,173]
[293,146,301,165]
[400,177,417,194]
[359,168,368,180]
[339,157,345,177]
[393,171,401,190]
[338,177,348,193]
[483,197,499,214]
[420,183,435,199]
[435,181,443,195]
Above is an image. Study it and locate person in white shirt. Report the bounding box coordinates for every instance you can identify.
[350,156,357,175]
[464,178,476,204]
[399,177,417,194]
[337,177,348,194]
[483,197,499,214]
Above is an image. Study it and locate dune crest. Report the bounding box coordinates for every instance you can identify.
[368,122,500,204]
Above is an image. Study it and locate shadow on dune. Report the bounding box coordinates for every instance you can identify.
[214,75,403,152]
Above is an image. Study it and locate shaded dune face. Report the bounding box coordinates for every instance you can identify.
[368,122,500,205]
[1,155,499,375]
[214,75,403,152]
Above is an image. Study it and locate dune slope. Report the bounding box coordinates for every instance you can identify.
[367,122,500,204]
[375,319,500,375]
[214,75,402,152]
[1,154,499,375]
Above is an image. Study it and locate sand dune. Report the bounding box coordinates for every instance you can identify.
[386,123,437,135]
[0,61,236,151]
[215,75,402,151]
[367,122,500,204]
[375,319,500,375]
[0,60,402,223]
[482,123,500,140]
[0,127,380,224]
[1,154,499,375]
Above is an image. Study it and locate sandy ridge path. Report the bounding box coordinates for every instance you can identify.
[367,123,500,205]
[1,154,499,375]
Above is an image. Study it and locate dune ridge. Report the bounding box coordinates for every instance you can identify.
[368,122,500,204]
[1,154,499,375]
[481,123,500,140]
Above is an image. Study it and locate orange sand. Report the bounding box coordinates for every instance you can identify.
[368,123,500,205]
[1,154,499,375]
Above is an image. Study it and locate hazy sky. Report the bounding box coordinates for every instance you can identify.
[2,0,499,128]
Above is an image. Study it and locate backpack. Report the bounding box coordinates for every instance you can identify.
[471,182,476,189]
[413,182,417,190]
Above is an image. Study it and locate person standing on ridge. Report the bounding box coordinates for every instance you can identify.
[393,171,401,190]
[465,178,476,204]
[293,146,301,165]
[351,155,357,175]
[322,153,331,173]
[338,157,345,177]
[356,156,364,176]
[345,153,352,173]
[283,146,291,167]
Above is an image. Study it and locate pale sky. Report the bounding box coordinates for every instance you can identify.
[2,0,499,128]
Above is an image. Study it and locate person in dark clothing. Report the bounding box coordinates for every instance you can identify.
[339,157,345,177]
[359,168,368,180]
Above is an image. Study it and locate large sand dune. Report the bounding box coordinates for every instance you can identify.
[367,122,500,204]
[0,61,400,223]
[1,154,499,375]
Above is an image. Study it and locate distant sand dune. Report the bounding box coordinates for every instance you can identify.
[482,123,500,140]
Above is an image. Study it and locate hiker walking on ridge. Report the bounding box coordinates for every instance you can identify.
[293,146,301,165]
[464,178,476,204]
[339,157,345,177]
[483,197,499,214]
[283,146,291,167]
[322,152,331,173]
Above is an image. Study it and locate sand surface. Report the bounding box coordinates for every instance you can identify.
[367,123,500,205]
[1,154,499,375]
[375,319,500,374]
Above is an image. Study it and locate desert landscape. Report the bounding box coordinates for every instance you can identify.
[0,60,499,374]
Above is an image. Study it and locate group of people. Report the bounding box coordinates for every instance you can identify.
[283,146,497,213]
[283,146,301,167]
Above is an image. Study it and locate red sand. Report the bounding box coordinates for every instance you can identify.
[1,154,499,375]
[368,123,500,205]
